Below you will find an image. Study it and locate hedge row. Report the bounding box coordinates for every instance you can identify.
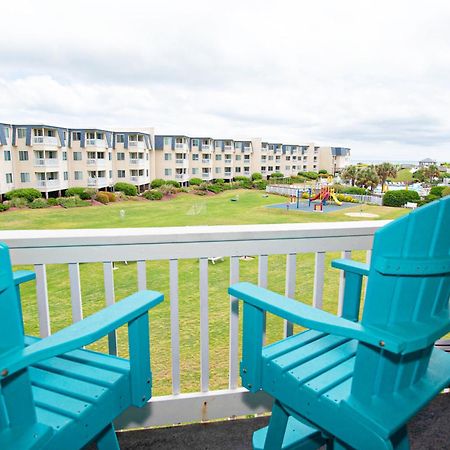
[382,190,420,207]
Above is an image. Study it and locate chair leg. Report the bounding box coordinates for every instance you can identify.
[327,439,352,450]
[97,423,120,450]
[263,400,289,449]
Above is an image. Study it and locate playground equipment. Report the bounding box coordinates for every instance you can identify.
[309,185,342,207]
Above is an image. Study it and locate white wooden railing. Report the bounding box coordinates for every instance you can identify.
[0,222,384,428]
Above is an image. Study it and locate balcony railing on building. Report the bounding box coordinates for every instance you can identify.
[87,158,107,167]
[201,144,211,152]
[130,175,148,184]
[175,143,189,151]
[34,158,60,167]
[130,158,146,166]
[86,139,106,147]
[33,136,59,146]
[0,221,384,429]
[87,177,108,187]
[129,141,146,149]
[36,179,60,189]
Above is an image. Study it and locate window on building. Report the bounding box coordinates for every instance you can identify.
[4,128,10,138]
[116,134,124,143]
[215,167,222,174]
[215,154,222,161]
[72,132,81,141]
[4,150,11,161]
[235,167,241,173]
[163,137,172,146]
[62,151,67,161]
[5,173,13,184]
[191,139,199,146]
[192,168,199,175]
[64,171,68,180]
[109,153,112,160]
[19,151,29,161]
[235,155,241,161]
[117,152,125,160]
[268,155,274,160]
[285,166,290,171]
[192,154,199,161]
[164,168,172,176]
[20,172,30,183]
[164,153,172,161]
[109,170,112,178]
[74,171,83,180]
[17,128,26,139]
[261,166,266,171]
[73,151,82,161]
[96,132,103,139]
[275,166,280,171]
[286,156,291,161]
[118,170,126,178]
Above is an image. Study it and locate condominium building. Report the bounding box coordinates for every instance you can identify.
[0,122,350,196]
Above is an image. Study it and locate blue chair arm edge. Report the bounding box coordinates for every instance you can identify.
[331,259,370,276]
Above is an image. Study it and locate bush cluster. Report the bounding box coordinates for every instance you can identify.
[114,182,138,196]
[189,178,202,186]
[29,198,48,209]
[297,171,319,180]
[95,192,110,204]
[0,203,10,212]
[143,189,163,200]
[382,190,420,207]
[66,187,97,200]
[5,188,42,202]
[56,197,90,208]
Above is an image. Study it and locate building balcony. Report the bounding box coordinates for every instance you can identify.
[224,145,233,151]
[86,139,106,148]
[33,136,59,147]
[224,171,233,178]
[244,146,252,152]
[36,179,61,190]
[130,175,149,185]
[201,144,211,152]
[175,159,189,168]
[175,173,189,181]
[224,159,232,165]
[0,222,446,448]
[202,159,212,165]
[129,141,146,149]
[87,177,108,187]
[129,158,146,166]
[202,172,212,179]
[87,158,107,167]
[34,158,60,167]
[175,143,189,151]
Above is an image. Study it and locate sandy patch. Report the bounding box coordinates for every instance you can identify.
[345,212,380,218]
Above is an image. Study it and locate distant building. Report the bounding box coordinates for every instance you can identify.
[419,158,437,168]
[0,121,350,195]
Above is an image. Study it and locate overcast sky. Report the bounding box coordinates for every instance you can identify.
[1,0,449,161]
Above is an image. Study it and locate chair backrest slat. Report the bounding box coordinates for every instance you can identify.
[351,198,450,402]
[0,244,37,432]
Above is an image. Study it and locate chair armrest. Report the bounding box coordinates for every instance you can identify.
[228,282,405,353]
[13,270,36,286]
[1,290,163,379]
[331,259,370,276]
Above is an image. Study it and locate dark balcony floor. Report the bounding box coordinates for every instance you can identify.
[116,393,449,450]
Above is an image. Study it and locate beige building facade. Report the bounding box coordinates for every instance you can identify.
[0,122,350,196]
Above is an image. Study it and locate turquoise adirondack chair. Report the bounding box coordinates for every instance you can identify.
[0,243,164,449]
[229,197,450,450]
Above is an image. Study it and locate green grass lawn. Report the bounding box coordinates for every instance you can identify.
[3,190,409,396]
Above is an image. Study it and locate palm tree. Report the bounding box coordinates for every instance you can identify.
[356,167,380,192]
[341,165,359,186]
[375,162,397,191]
[424,165,440,183]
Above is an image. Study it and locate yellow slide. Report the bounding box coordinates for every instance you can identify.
[331,193,342,206]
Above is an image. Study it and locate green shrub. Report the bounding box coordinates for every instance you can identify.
[429,186,446,197]
[382,190,420,207]
[253,180,268,190]
[189,178,203,186]
[0,203,10,212]
[206,184,224,194]
[29,198,48,209]
[115,182,138,196]
[238,179,252,189]
[57,197,90,208]
[47,198,58,206]
[81,188,97,200]
[65,187,85,197]
[319,169,328,174]
[270,172,284,179]
[144,189,163,200]
[213,178,225,184]
[336,194,358,203]
[164,180,180,188]
[9,197,29,208]
[150,179,166,189]
[251,172,263,181]
[193,190,207,195]
[95,192,110,204]
[442,186,450,197]
[5,188,41,202]
[298,171,319,180]
[234,176,249,182]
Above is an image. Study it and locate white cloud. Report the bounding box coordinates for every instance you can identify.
[1,0,449,161]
